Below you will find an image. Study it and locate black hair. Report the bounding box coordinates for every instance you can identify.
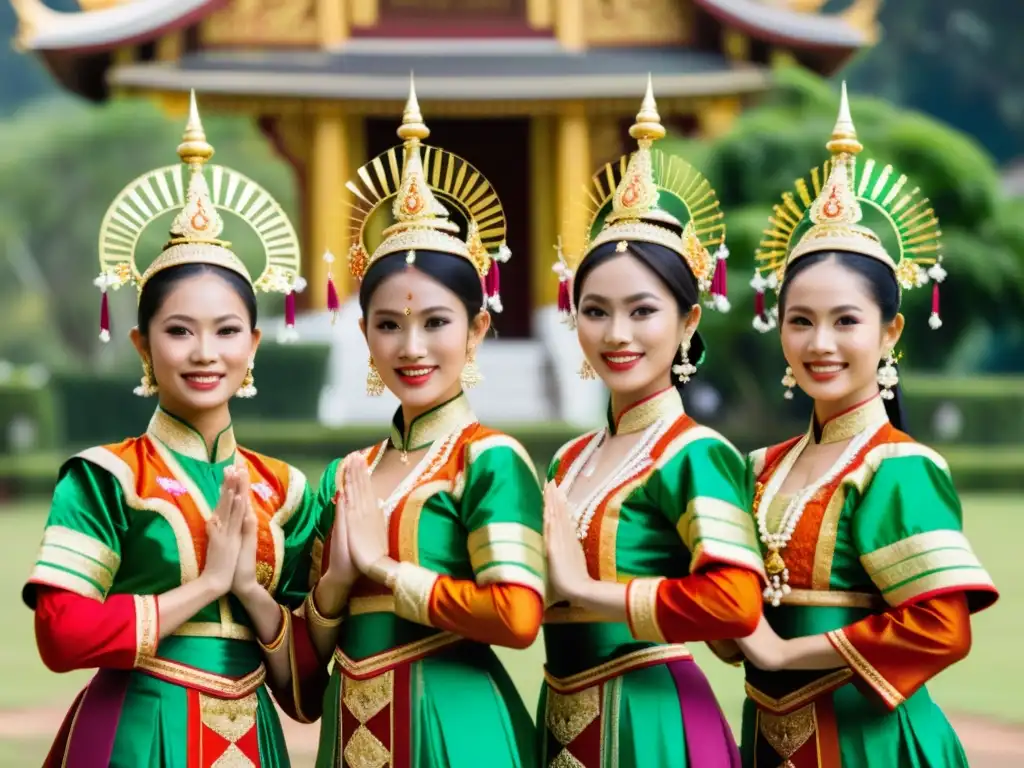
[137,262,258,335]
[358,250,485,322]
[778,250,907,432]
[572,239,705,396]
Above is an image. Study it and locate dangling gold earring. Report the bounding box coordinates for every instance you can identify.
[578,359,597,380]
[236,359,257,398]
[461,346,483,389]
[877,350,899,400]
[134,359,158,397]
[671,341,697,384]
[366,356,385,397]
[782,365,797,400]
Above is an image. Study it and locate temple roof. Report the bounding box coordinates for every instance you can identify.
[692,0,873,50]
[108,44,769,102]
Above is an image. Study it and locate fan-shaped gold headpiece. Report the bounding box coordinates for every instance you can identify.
[338,76,511,315]
[95,91,304,341]
[750,82,945,332]
[554,76,730,325]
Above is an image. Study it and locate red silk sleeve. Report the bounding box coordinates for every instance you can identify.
[427,577,543,649]
[629,566,762,644]
[827,593,971,710]
[267,613,329,724]
[34,586,150,672]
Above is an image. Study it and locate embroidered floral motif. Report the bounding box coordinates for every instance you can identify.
[251,481,276,502]
[156,476,188,497]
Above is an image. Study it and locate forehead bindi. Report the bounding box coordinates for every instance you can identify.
[371,269,460,313]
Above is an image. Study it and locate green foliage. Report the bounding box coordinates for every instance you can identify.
[0,96,296,371]
[663,64,1024,371]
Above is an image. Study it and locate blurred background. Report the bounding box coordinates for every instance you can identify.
[0,0,1022,765]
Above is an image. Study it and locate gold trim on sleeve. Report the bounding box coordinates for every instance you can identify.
[26,564,105,602]
[468,522,546,595]
[678,496,766,577]
[860,529,994,606]
[392,562,438,626]
[627,577,666,643]
[133,594,159,666]
[826,627,904,708]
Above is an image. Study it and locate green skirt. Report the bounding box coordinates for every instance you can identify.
[741,683,969,767]
[316,643,535,767]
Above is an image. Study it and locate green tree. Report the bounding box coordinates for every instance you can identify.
[0,96,296,371]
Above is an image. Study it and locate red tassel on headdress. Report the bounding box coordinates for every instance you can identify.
[484,262,502,312]
[557,279,571,315]
[99,290,111,343]
[708,244,730,312]
[929,282,942,329]
[285,290,296,329]
[327,275,340,314]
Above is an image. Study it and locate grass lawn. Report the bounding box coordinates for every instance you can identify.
[1,492,1021,761]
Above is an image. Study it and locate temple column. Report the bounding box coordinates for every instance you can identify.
[530,116,557,307]
[308,109,350,309]
[554,101,591,289]
[318,0,348,47]
[697,96,742,140]
[554,0,585,52]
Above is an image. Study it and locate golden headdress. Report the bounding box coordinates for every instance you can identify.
[95,91,304,341]
[554,76,729,325]
[751,82,945,333]
[339,76,511,315]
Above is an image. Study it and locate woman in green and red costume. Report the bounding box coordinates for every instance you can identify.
[733,84,999,767]
[299,80,544,768]
[539,79,767,768]
[23,93,322,767]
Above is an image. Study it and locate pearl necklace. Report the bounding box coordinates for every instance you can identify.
[368,423,470,523]
[559,420,668,541]
[755,424,881,606]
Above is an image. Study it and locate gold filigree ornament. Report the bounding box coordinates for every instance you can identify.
[95,91,305,344]
[554,74,730,330]
[750,82,945,334]
[338,74,512,320]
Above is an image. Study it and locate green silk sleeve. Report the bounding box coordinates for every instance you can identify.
[24,457,128,606]
[852,447,997,611]
[460,436,546,597]
[273,467,320,609]
[310,458,342,583]
[649,433,764,577]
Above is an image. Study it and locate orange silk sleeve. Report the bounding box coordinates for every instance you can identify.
[627,566,762,643]
[34,586,158,673]
[427,577,543,649]
[826,593,971,710]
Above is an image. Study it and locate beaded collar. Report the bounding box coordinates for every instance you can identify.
[389,392,476,453]
[811,395,889,445]
[147,407,236,463]
[609,387,685,436]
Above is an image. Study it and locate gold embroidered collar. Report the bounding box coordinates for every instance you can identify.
[610,387,684,435]
[811,395,888,445]
[389,392,476,452]
[147,408,237,463]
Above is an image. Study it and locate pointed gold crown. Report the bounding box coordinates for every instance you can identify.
[96,91,303,298]
[561,77,726,302]
[755,82,942,291]
[345,76,511,305]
